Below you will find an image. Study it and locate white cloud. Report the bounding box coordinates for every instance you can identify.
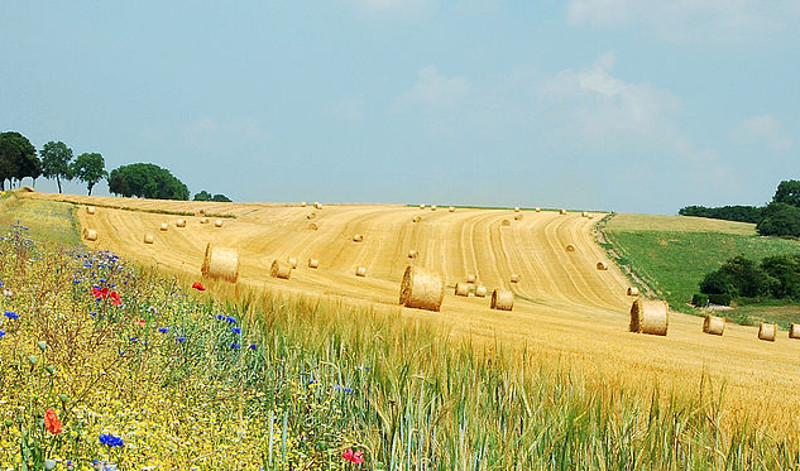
[567,0,800,43]
[731,115,793,151]
[400,66,470,108]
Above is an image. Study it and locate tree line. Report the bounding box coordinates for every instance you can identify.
[679,179,800,237]
[697,253,800,306]
[0,131,229,202]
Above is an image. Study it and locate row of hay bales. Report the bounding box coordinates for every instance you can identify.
[83,206,224,244]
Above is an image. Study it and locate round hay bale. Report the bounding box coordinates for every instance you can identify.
[431,205,437,211]
[535,207,542,212]
[559,209,567,215]
[198,209,206,215]
[353,234,363,242]
[201,243,239,283]
[419,204,426,209]
[200,217,209,224]
[313,202,323,210]
[454,282,470,297]
[758,323,777,342]
[355,266,367,277]
[214,219,223,228]
[466,274,476,284]
[300,201,307,207]
[596,262,608,271]
[399,265,444,312]
[308,258,319,269]
[703,315,725,336]
[408,249,417,259]
[83,228,98,242]
[491,289,514,311]
[565,244,575,252]
[307,212,317,220]
[790,323,800,339]
[176,219,187,228]
[86,206,96,215]
[514,206,520,212]
[288,257,298,269]
[510,274,520,283]
[270,260,292,280]
[514,214,523,221]
[160,223,169,232]
[587,214,594,220]
[143,233,154,245]
[448,206,456,212]
[627,287,639,296]
[629,299,669,336]
[501,219,511,226]
[308,222,319,230]
[581,211,588,217]
[412,215,422,223]
[474,285,488,298]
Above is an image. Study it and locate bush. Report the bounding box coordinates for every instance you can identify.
[708,293,733,306]
[679,205,763,224]
[691,293,709,307]
[756,203,800,237]
[700,255,772,298]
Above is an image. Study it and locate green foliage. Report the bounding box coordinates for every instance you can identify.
[691,293,709,307]
[72,153,107,195]
[760,254,800,299]
[756,202,800,237]
[699,255,772,298]
[193,190,232,202]
[39,141,74,193]
[707,293,733,306]
[108,163,189,200]
[678,205,763,223]
[0,131,40,189]
[773,179,800,207]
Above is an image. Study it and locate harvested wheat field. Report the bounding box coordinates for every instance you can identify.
[23,191,800,434]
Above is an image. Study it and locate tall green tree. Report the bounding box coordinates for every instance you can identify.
[108,163,189,200]
[194,190,232,202]
[0,131,39,190]
[40,141,74,193]
[773,180,800,207]
[756,202,800,237]
[72,153,107,195]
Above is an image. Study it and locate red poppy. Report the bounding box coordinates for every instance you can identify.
[134,318,146,327]
[44,408,62,435]
[108,291,122,306]
[92,287,109,299]
[192,282,206,291]
[342,448,364,464]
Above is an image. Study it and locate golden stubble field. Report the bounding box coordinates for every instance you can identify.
[26,192,800,434]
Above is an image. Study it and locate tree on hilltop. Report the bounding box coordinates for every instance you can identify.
[193,190,232,202]
[72,153,107,195]
[40,141,74,193]
[108,163,189,200]
[773,180,800,208]
[0,131,40,190]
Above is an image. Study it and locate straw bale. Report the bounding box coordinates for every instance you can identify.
[313,202,323,210]
[514,206,520,212]
[466,274,476,284]
[86,206,96,215]
[200,217,209,224]
[83,228,98,241]
[758,323,777,342]
[214,219,223,228]
[627,287,639,296]
[431,205,437,211]
[159,223,169,232]
[288,257,298,269]
[355,266,367,277]
[581,211,588,217]
[491,289,514,311]
[449,206,456,212]
[454,282,470,297]
[270,260,292,280]
[474,285,488,298]
[201,243,239,283]
[559,209,567,215]
[301,202,307,207]
[143,233,154,245]
[501,219,511,226]
[629,299,669,336]
[308,222,319,230]
[412,215,422,223]
[419,204,426,209]
[514,214,523,221]
[408,249,418,259]
[176,219,187,228]
[510,274,520,283]
[587,214,594,219]
[789,323,800,339]
[308,258,319,269]
[307,212,316,220]
[565,244,575,252]
[353,234,364,242]
[596,262,608,270]
[535,207,541,212]
[703,315,725,336]
[198,209,206,215]
[399,265,444,312]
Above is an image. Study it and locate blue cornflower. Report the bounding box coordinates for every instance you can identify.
[130,337,137,342]
[343,387,354,394]
[176,336,186,343]
[249,344,258,350]
[230,342,240,349]
[110,283,116,288]
[215,314,224,321]
[98,278,106,283]
[157,327,169,334]
[226,316,236,324]
[231,327,241,334]
[0,331,5,338]
[0,281,3,288]
[4,311,18,320]
[307,379,317,385]
[73,279,81,284]
[99,433,124,447]
[89,311,97,317]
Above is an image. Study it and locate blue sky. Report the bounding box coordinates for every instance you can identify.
[1,1,798,214]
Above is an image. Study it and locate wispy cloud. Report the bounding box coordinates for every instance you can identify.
[567,0,800,44]
[731,115,793,151]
